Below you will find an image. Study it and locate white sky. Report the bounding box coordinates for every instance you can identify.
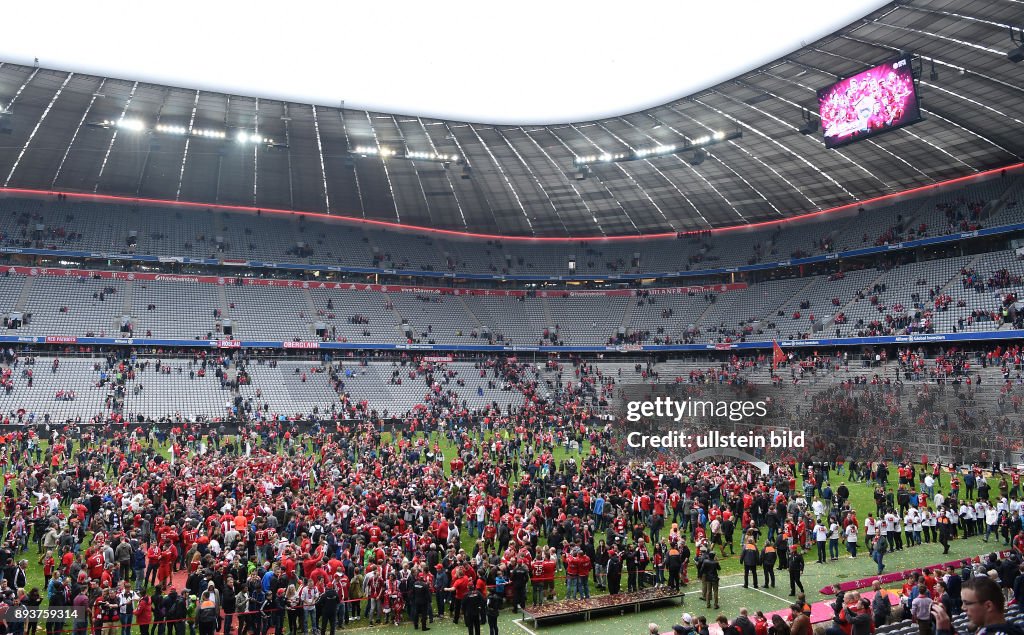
[2,1,890,125]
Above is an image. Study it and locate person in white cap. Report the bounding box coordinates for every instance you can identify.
[672,613,696,635]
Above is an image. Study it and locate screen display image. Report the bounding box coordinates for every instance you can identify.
[817,55,922,149]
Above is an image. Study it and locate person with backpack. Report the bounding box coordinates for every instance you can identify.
[699,552,720,610]
[666,544,682,591]
[196,594,219,635]
[165,588,188,635]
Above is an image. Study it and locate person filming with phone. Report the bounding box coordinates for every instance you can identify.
[931,577,1022,635]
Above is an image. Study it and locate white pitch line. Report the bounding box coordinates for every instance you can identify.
[753,586,794,604]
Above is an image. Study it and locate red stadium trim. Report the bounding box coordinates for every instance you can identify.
[2,162,1021,243]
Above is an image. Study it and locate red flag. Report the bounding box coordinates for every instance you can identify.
[772,340,786,370]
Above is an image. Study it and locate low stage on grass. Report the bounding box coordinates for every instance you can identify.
[522,587,685,627]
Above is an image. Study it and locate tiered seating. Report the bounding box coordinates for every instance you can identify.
[308,288,401,341]
[388,293,479,344]
[122,360,237,419]
[909,179,1003,237]
[6,251,1024,345]
[224,284,314,340]
[546,295,630,344]
[368,230,452,272]
[21,277,125,336]
[767,268,881,340]
[460,296,550,345]
[128,206,217,257]
[696,277,811,342]
[246,361,528,415]
[217,212,303,259]
[987,175,1024,225]
[130,279,222,339]
[0,174,1018,277]
[837,256,970,337]
[240,361,339,415]
[625,293,710,344]
[939,250,1024,333]
[0,275,26,315]
[0,358,110,422]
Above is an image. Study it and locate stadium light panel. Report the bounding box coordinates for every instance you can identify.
[116,119,144,131]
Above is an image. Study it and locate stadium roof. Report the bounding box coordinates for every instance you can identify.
[0,1,891,125]
[0,0,1021,238]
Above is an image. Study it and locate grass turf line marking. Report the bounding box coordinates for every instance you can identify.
[513,618,540,635]
[752,586,794,605]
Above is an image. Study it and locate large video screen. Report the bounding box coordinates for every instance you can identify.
[817,55,922,149]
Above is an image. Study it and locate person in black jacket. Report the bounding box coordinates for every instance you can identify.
[164,589,187,635]
[462,588,485,635]
[775,535,789,571]
[836,484,850,510]
[412,574,432,631]
[318,586,339,635]
[625,546,639,593]
[945,566,962,615]
[221,581,237,635]
[607,551,623,596]
[788,546,805,597]
[761,543,778,588]
[733,608,757,635]
[153,588,167,635]
[510,562,529,613]
[741,541,760,589]
[699,552,720,610]
[485,592,502,635]
[667,546,683,591]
